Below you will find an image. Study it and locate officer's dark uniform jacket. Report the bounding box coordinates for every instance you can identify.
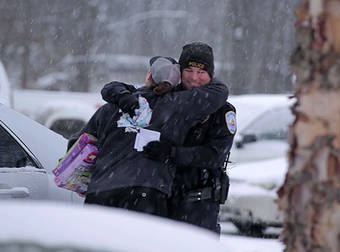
[171,100,236,200]
[166,98,236,234]
[69,79,228,196]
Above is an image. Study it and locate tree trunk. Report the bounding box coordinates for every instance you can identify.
[277,0,340,251]
[20,0,33,89]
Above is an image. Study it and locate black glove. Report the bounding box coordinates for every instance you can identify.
[118,93,139,117]
[143,140,173,163]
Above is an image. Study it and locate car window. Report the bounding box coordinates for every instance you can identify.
[0,124,37,168]
[242,106,294,141]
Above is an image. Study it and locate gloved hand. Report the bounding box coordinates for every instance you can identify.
[143,140,173,163]
[118,93,139,117]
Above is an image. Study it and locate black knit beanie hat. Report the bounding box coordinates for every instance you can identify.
[178,42,214,77]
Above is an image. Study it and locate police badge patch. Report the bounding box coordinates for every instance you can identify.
[225,111,236,134]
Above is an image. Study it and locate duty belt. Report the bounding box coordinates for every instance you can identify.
[183,171,229,204]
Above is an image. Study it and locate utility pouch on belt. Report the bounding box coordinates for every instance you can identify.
[185,187,213,202]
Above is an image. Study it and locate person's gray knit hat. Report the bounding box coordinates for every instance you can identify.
[150,56,181,87]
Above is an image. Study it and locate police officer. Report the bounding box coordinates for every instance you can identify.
[143,42,237,234]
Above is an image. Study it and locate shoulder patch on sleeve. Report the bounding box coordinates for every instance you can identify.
[225,111,236,134]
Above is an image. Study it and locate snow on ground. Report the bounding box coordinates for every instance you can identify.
[220,234,284,252]
[0,200,284,252]
[220,223,284,251]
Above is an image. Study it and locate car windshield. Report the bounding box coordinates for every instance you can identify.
[241,106,294,141]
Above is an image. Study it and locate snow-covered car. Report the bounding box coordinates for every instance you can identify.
[220,94,294,236]
[13,89,104,138]
[0,200,226,252]
[221,158,287,235]
[0,104,83,203]
[231,103,294,163]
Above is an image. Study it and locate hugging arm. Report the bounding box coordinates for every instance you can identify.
[101,81,138,104]
[101,81,139,116]
[156,79,229,145]
[101,78,229,121]
[173,135,234,170]
[144,104,237,170]
[143,135,234,170]
[162,78,229,128]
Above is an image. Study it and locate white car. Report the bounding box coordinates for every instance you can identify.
[13,89,104,138]
[220,95,294,236]
[0,104,82,203]
[220,158,287,235]
[0,200,226,252]
[230,104,294,163]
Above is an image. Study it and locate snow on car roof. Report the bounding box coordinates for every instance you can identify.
[228,157,287,189]
[229,94,293,132]
[0,104,67,170]
[0,200,225,252]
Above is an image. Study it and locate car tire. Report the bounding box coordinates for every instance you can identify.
[232,221,266,237]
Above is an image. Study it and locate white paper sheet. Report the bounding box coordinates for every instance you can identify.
[134,128,160,152]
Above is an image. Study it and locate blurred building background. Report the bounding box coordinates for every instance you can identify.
[0,0,300,94]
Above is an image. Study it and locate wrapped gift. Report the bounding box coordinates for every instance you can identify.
[53,133,98,194]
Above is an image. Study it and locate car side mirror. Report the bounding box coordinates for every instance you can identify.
[235,134,257,149]
[243,134,257,143]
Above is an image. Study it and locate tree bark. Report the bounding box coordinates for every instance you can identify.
[277,0,340,251]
